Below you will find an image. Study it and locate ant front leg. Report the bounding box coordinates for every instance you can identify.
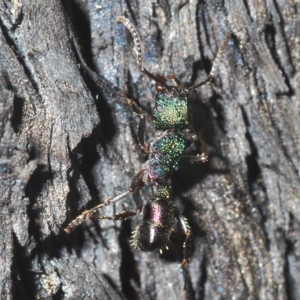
[117,91,149,153]
[71,20,152,154]
[137,114,148,153]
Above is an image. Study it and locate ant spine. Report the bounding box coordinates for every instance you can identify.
[65,16,230,266]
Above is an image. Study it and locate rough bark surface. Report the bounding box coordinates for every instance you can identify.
[0,0,299,299]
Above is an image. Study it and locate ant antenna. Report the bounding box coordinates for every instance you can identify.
[188,31,231,90]
[117,16,170,89]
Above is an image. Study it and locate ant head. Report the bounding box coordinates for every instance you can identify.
[153,79,189,131]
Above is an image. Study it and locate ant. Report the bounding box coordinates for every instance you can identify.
[65,16,230,267]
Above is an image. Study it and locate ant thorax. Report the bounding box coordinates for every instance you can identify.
[148,132,187,183]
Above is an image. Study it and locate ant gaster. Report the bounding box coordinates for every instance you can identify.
[65,16,230,266]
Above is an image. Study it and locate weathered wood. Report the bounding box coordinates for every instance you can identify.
[0,0,299,299]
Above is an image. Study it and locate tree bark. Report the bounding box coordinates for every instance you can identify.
[0,0,299,299]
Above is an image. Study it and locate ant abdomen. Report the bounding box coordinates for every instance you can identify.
[133,200,175,251]
[134,223,171,252]
[131,187,176,252]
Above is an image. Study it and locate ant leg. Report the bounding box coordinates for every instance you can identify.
[132,189,143,214]
[72,34,145,122]
[90,210,137,221]
[129,168,148,213]
[117,91,149,153]
[181,153,209,164]
[175,210,192,267]
[72,28,149,153]
[188,31,231,91]
[117,16,170,90]
[181,131,210,162]
[71,43,149,155]
[64,190,130,233]
[71,34,115,96]
[113,210,137,220]
[137,115,148,153]
[117,91,143,115]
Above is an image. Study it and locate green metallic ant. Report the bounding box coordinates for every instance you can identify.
[65,16,230,267]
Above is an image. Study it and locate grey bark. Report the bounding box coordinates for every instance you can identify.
[0,0,299,299]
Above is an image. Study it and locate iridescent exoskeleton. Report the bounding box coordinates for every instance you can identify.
[65,16,230,266]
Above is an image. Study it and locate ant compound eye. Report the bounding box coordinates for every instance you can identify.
[155,104,164,113]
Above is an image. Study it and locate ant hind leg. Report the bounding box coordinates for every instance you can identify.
[64,190,130,233]
[175,210,193,267]
[90,210,137,221]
